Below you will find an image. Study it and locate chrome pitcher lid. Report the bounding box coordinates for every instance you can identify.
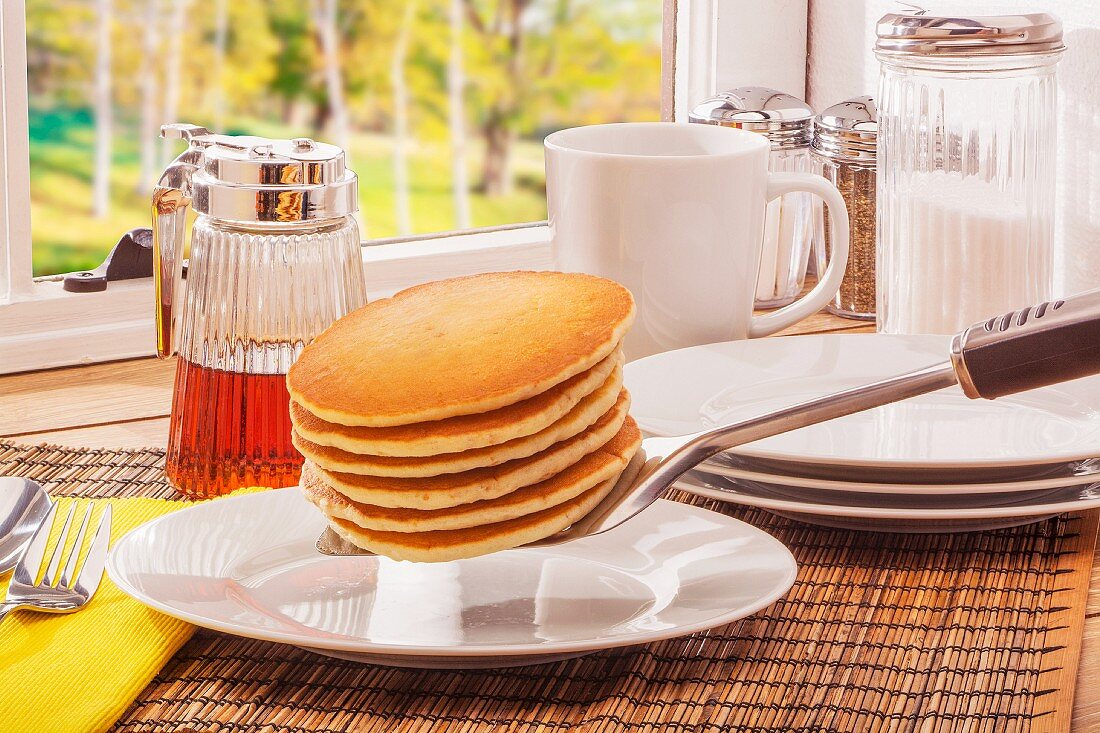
[161,123,358,223]
[688,87,813,150]
[875,10,1064,57]
[812,96,877,162]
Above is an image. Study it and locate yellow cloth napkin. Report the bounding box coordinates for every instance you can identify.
[0,489,263,733]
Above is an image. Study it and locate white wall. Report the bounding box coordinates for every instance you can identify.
[716,0,808,98]
[807,0,1100,297]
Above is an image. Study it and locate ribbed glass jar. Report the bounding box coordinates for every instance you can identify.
[877,49,1062,334]
[166,216,366,498]
[759,146,814,308]
[687,88,815,309]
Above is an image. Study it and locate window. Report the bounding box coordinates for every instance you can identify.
[0,0,811,373]
[24,0,663,277]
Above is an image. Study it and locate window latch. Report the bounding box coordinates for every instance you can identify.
[62,228,154,293]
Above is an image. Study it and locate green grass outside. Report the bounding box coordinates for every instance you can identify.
[29,108,549,276]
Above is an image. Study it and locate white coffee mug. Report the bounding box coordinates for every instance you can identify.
[545,122,849,361]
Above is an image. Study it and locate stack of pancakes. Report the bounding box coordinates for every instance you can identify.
[287,271,641,562]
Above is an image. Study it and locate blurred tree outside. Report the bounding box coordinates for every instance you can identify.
[25,0,662,276]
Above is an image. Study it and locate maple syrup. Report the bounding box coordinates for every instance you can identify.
[165,359,303,498]
[152,127,367,496]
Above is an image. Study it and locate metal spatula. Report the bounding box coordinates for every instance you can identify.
[318,288,1100,556]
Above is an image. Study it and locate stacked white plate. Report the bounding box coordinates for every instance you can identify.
[625,334,1100,533]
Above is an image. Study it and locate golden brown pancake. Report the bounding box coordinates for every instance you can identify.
[323,473,625,562]
[302,419,641,532]
[294,387,629,478]
[312,411,638,510]
[287,272,635,426]
[290,351,622,457]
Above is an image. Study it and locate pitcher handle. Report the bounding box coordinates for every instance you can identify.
[151,124,211,358]
[749,172,850,338]
[152,186,191,358]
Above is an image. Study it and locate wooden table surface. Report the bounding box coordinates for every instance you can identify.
[2,310,1098,730]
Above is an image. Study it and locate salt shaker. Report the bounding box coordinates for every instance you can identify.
[689,88,814,308]
[875,11,1064,334]
[811,96,877,321]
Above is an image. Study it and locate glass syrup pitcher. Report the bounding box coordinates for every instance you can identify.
[152,123,367,498]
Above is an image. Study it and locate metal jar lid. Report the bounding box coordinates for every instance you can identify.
[875,10,1064,57]
[688,87,813,150]
[168,126,358,223]
[812,96,877,163]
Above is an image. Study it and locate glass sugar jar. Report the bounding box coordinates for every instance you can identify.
[811,96,878,321]
[875,11,1064,334]
[689,87,815,309]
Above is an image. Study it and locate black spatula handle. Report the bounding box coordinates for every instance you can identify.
[951,287,1100,399]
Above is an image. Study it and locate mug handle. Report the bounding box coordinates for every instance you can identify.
[749,172,850,338]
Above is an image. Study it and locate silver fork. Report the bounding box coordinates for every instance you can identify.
[0,501,113,625]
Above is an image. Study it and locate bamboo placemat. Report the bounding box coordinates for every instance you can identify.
[2,440,1096,732]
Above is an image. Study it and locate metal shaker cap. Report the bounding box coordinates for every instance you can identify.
[812,96,877,163]
[161,123,358,223]
[688,87,813,150]
[875,10,1064,57]
[200,136,349,188]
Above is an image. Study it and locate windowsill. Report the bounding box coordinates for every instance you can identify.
[0,307,873,446]
[0,224,554,374]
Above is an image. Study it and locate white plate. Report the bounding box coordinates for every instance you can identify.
[625,334,1100,470]
[703,455,1100,494]
[707,453,1100,485]
[679,470,1100,531]
[107,488,797,669]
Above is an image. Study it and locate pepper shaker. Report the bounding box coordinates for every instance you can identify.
[811,96,878,321]
[689,87,815,309]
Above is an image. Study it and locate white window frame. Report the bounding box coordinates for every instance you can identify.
[0,0,807,374]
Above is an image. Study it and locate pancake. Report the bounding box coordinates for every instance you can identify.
[290,351,622,457]
[312,406,637,510]
[287,272,635,426]
[324,472,624,562]
[302,417,641,532]
[294,385,629,478]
